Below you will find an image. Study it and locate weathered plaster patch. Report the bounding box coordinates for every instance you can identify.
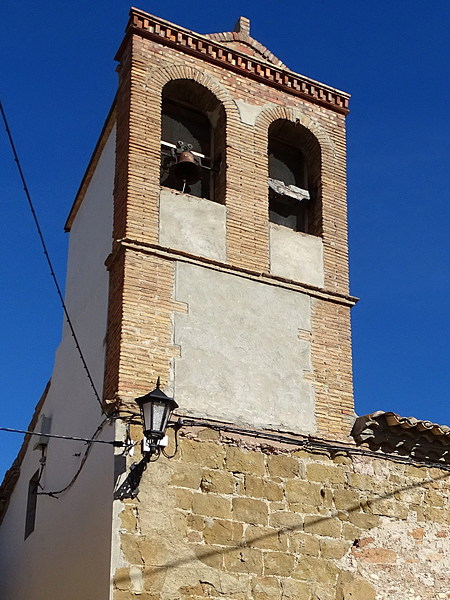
[233,99,266,125]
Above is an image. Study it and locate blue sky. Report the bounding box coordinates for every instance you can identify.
[1,1,449,480]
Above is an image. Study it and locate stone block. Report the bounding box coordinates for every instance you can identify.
[306,463,345,485]
[251,576,282,600]
[303,515,341,538]
[120,533,143,565]
[267,454,300,478]
[292,449,313,460]
[289,502,321,514]
[310,584,335,600]
[332,453,352,465]
[139,536,175,567]
[404,464,428,478]
[336,571,376,600]
[289,531,320,556]
[341,522,361,540]
[114,567,131,591]
[279,578,309,600]
[245,525,288,551]
[201,470,235,494]
[245,477,283,502]
[244,475,264,497]
[423,506,447,524]
[181,438,226,469]
[263,551,295,576]
[425,489,445,508]
[348,511,380,530]
[170,464,202,489]
[203,519,244,546]
[223,547,263,574]
[187,514,204,531]
[233,497,268,525]
[293,556,339,585]
[285,480,322,505]
[226,446,265,476]
[196,428,221,441]
[268,511,303,531]
[365,497,408,519]
[319,538,350,559]
[179,582,205,596]
[173,488,194,511]
[193,493,232,519]
[193,544,224,568]
[119,505,137,532]
[264,480,284,501]
[332,488,360,511]
[347,473,376,491]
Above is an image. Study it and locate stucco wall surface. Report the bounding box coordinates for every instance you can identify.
[0,127,116,600]
[269,224,324,288]
[112,431,450,600]
[159,189,227,261]
[173,262,315,433]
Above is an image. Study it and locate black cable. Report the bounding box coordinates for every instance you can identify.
[37,419,111,497]
[0,426,124,447]
[179,418,450,472]
[0,100,105,415]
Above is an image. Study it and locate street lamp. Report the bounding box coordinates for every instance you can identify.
[135,377,178,457]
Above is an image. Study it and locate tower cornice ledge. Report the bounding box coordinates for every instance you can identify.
[105,238,359,308]
[115,8,350,115]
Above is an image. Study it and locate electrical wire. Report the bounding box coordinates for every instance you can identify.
[179,418,450,472]
[37,419,112,497]
[0,99,105,415]
[0,426,124,447]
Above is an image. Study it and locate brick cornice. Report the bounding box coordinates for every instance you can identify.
[105,238,358,308]
[115,9,350,115]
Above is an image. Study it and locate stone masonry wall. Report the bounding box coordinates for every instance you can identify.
[112,430,450,600]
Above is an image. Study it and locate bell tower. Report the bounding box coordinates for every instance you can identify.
[98,9,355,438]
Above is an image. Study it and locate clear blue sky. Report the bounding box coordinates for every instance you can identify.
[1,1,449,480]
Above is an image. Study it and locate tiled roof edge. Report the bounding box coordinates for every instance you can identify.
[351,411,450,465]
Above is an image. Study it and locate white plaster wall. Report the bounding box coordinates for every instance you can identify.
[0,126,116,600]
[159,189,227,261]
[269,223,324,288]
[173,263,315,434]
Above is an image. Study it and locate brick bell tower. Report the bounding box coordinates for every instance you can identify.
[103,9,355,439]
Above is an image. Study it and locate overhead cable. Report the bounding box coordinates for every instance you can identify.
[0,425,123,447]
[0,100,105,414]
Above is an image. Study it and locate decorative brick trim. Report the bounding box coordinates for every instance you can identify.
[148,63,241,127]
[205,24,286,69]
[256,105,336,158]
[117,9,350,115]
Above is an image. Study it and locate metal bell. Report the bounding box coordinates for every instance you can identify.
[171,150,202,185]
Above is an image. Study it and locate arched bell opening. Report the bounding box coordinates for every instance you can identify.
[160,79,226,203]
[268,119,322,235]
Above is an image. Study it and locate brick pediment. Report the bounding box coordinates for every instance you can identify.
[205,17,286,68]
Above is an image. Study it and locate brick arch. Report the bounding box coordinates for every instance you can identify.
[255,105,336,237]
[255,105,336,159]
[147,63,241,127]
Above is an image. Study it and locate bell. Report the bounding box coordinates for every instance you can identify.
[171,150,202,185]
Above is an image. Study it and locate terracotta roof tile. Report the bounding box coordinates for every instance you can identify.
[351,411,450,464]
